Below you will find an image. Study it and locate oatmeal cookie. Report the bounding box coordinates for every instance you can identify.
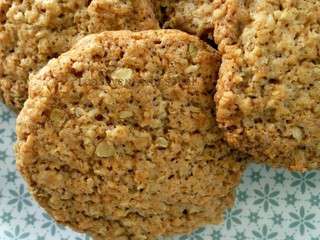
[0,0,158,111]
[215,0,320,170]
[16,30,245,240]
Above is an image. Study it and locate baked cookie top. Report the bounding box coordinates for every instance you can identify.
[0,0,158,111]
[215,0,320,170]
[16,30,245,240]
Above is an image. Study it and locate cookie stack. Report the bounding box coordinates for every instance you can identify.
[0,0,319,239]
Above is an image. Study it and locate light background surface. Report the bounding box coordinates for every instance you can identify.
[1,102,320,240]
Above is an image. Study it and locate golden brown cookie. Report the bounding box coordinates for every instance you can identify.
[16,30,246,240]
[215,0,320,171]
[0,0,158,111]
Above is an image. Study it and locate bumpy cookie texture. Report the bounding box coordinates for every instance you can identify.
[216,0,320,170]
[212,0,250,53]
[153,0,216,38]
[0,0,158,111]
[16,30,245,240]
[152,0,248,46]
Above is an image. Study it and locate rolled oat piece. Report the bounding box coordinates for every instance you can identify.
[215,0,320,170]
[0,0,158,111]
[16,30,246,240]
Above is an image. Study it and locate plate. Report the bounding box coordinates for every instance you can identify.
[0,102,320,240]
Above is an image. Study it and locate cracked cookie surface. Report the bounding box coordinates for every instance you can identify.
[16,30,245,240]
[215,0,320,170]
[0,0,158,111]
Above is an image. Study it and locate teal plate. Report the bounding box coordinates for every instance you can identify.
[1,102,320,240]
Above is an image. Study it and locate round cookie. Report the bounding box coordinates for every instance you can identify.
[16,30,246,240]
[0,0,158,111]
[215,0,320,170]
